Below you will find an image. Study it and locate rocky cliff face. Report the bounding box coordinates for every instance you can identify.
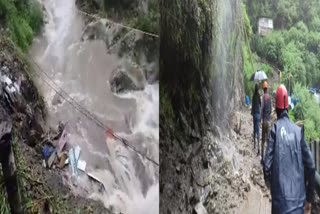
[160,0,244,213]
[160,0,216,139]
[0,37,45,146]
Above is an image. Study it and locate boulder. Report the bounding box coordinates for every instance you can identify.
[110,63,146,93]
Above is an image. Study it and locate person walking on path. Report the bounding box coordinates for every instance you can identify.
[251,84,261,155]
[264,84,315,214]
[260,81,271,164]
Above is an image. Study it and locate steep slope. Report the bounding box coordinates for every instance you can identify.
[160,0,244,213]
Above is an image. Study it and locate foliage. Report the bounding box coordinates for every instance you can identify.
[242,3,252,41]
[255,31,284,67]
[0,0,43,51]
[243,44,257,99]
[244,0,320,89]
[292,83,320,141]
[276,0,298,29]
[132,0,159,34]
[288,109,295,121]
[280,41,306,92]
[104,0,133,10]
[260,63,273,79]
[0,182,10,214]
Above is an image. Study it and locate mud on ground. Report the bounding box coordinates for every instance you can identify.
[161,107,320,214]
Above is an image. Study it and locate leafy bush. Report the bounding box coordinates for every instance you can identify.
[257,31,285,66]
[280,42,306,91]
[242,3,252,41]
[260,63,274,79]
[292,83,320,141]
[132,2,159,34]
[132,0,159,34]
[0,0,43,51]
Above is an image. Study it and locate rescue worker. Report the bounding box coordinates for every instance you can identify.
[264,84,315,214]
[260,81,271,164]
[0,105,24,214]
[251,84,261,155]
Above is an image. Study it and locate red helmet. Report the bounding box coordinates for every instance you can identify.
[276,84,288,109]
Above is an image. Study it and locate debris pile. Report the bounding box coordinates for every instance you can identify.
[40,123,113,191]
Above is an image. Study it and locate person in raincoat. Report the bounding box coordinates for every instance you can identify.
[251,84,261,155]
[260,81,272,164]
[263,84,315,214]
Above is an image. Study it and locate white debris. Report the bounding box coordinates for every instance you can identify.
[194,202,208,214]
[1,75,12,85]
[77,159,87,172]
[5,85,16,93]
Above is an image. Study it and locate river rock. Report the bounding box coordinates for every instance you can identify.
[52,92,63,106]
[110,63,146,93]
[141,61,159,84]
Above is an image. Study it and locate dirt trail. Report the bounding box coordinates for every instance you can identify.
[230,109,272,214]
[241,181,271,214]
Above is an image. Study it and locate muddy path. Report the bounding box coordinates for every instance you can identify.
[230,109,272,214]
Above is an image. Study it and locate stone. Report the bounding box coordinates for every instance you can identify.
[52,92,63,106]
[176,165,181,173]
[244,182,251,192]
[142,61,159,84]
[194,202,208,214]
[212,125,222,140]
[109,65,145,93]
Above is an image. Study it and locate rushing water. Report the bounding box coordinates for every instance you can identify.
[211,0,243,128]
[29,0,159,213]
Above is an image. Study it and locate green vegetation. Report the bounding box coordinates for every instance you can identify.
[243,0,320,141]
[292,84,320,141]
[104,0,133,10]
[0,183,10,214]
[0,0,43,51]
[242,3,274,99]
[244,0,320,89]
[100,0,159,34]
[160,0,216,140]
[132,0,159,34]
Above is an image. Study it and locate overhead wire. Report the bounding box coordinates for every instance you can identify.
[76,8,159,38]
[28,56,159,166]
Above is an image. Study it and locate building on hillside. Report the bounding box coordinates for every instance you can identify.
[257,16,274,36]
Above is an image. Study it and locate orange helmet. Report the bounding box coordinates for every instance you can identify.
[263,81,268,89]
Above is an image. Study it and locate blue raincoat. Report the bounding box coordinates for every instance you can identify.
[264,111,315,214]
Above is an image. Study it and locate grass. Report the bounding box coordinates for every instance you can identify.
[0,180,10,214]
